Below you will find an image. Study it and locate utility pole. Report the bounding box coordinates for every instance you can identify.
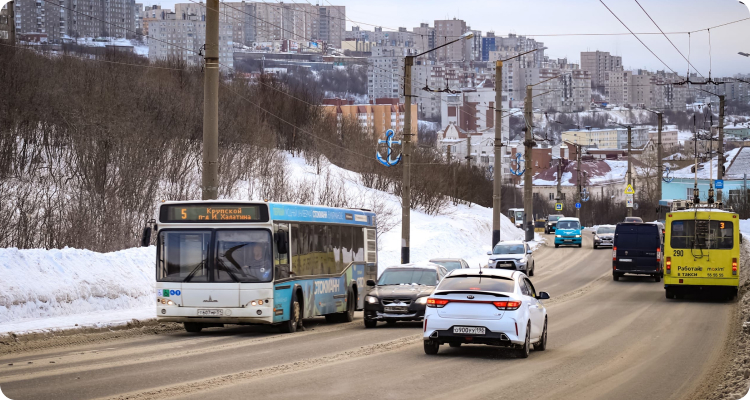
[466,133,472,167]
[718,95,725,202]
[556,160,563,204]
[401,55,414,264]
[627,125,632,217]
[201,0,219,200]
[656,112,663,203]
[576,144,582,219]
[492,60,503,248]
[523,85,534,241]
[6,1,15,45]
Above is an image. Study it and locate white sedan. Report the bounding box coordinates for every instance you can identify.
[422,269,550,358]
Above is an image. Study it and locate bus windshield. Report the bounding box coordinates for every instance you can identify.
[157,229,273,283]
[671,220,734,250]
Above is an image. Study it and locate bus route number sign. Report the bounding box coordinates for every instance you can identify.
[165,205,261,222]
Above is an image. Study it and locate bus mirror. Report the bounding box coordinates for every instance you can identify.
[275,232,289,254]
[140,226,152,247]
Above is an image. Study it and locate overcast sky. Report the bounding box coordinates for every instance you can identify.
[147,0,749,76]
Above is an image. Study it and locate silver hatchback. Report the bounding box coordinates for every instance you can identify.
[592,225,616,249]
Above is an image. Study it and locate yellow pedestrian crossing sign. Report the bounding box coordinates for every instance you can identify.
[624,184,635,195]
[555,203,563,211]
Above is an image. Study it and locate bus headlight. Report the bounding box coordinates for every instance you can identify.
[366,296,379,304]
[167,300,174,306]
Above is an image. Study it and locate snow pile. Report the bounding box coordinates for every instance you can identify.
[0,247,155,333]
[741,219,750,239]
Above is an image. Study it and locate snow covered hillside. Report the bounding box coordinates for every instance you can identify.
[0,152,525,334]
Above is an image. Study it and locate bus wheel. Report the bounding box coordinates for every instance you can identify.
[279,291,300,333]
[665,288,675,299]
[184,322,203,333]
[341,290,355,322]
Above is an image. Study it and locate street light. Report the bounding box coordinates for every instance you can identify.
[400,31,473,264]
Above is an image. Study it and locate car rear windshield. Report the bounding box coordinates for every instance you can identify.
[492,244,524,255]
[430,261,463,271]
[597,226,615,234]
[378,269,437,286]
[625,217,643,223]
[615,225,659,249]
[548,215,562,221]
[437,275,515,293]
[557,221,580,230]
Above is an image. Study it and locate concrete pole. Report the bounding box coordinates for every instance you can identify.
[627,125,633,217]
[657,113,663,203]
[492,60,503,247]
[201,0,220,200]
[576,145,581,220]
[401,55,414,264]
[466,133,472,166]
[556,160,562,203]
[718,95,725,202]
[523,85,534,241]
[7,1,15,46]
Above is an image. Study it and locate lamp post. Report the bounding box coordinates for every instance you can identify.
[401,31,474,264]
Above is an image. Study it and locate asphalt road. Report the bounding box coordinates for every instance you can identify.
[0,232,734,400]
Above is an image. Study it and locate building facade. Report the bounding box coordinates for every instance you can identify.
[581,50,623,90]
[148,12,233,69]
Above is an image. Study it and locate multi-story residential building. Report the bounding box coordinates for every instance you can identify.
[367,45,416,102]
[561,127,649,149]
[251,2,344,48]
[13,0,137,42]
[581,50,623,90]
[174,2,250,46]
[134,3,143,35]
[648,126,679,150]
[434,18,468,63]
[0,4,11,42]
[604,70,630,105]
[148,12,233,70]
[481,31,495,62]
[141,5,170,38]
[440,85,509,133]
[321,97,417,140]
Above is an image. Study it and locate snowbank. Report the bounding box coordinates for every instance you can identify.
[0,247,155,333]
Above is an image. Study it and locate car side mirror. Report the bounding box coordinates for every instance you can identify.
[537,292,550,300]
[486,251,492,255]
[366,279,376,286]
[140,226,152,247]
[591,231,596,235]
[275,231,289,254]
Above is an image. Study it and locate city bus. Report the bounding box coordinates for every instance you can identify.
[664,205,741,300]
[142,200,378,333]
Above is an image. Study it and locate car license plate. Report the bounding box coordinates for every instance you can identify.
[453,326,486,335]
[197,309,223,316]
[384,306,409,313]
[564,239,572,242]
[619,259,632,262]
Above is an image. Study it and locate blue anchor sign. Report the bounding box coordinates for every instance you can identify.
[376,129,402,167]
[510,153,525,176]
[662,166,674,183]
[581,187,590,202]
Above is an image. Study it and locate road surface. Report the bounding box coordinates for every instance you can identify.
[0,232,734,400]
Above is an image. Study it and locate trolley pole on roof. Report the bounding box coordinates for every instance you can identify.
[202,0,220,200]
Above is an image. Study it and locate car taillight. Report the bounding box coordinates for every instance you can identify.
[426,298,449,308]
[733,258,738,275]
[613,246,617,261]
[666,257,671,274]
[492,301,521,310]
[657,248,661,262]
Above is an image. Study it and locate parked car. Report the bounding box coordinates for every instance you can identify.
[486,241,535,276]
[612,222,663,282]
[544,214,565,234]
[429,258,471,271]
[554,217,582,248]
[624,216,643,223]
[422,269,550,358]
[363,262,447,328]
[592,225,616,249]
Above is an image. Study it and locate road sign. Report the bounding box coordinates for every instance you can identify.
[624,184,635,195]
[575,202,581,209]
[626,194,634,208]
[715,179,724,189]
[555,203,563,211]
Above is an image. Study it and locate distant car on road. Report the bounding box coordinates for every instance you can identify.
[592,225,616,249]
[544,214,565,234]
[486,241,535,276]
[508,208,524,228]
[422,268,550,357]
[554,217,582,248]
[363,262,447,328]
[429,258,470,271]
[624,217,643,223]
[612,222,663,282]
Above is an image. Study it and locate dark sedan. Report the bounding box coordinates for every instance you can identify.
[363,263,447,328]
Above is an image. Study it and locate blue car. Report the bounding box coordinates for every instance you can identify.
[554,217,582,248]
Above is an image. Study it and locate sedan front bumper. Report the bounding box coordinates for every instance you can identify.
[364,303,427,321]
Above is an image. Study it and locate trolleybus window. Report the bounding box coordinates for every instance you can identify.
[215,230,273,283]
[158,231,211,282]
[670,220,734,250]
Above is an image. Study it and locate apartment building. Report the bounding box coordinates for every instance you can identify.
[252,2,345,47]
[367,45,416,102]
[148,12,233,69]
[434,18,467,62]
[141,5,170,38]
[0,4,11,41]
[440,85,509,133]
[174,2,251,46]
[561,126,649,149]
[321,98,417,140]
[13,0,136,42]
[581,50,623,89]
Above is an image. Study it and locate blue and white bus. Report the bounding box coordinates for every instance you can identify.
[143,200,378,333]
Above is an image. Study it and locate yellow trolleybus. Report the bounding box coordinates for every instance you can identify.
[664,206,741,300]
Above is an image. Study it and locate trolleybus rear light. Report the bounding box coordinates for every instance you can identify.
[733,258,738,275]
[666,257,671,274]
